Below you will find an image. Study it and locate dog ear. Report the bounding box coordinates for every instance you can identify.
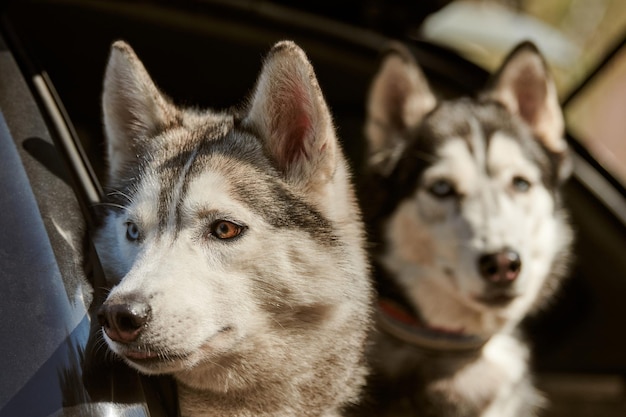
[102,41,179,183]
[365,42,436,175]
[243,41,338,193]
[485,41,571,180]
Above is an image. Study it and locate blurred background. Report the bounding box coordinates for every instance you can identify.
[280,0,626,197]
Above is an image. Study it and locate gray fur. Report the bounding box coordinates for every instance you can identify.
[357,41,573,417]
[95,40,373,417]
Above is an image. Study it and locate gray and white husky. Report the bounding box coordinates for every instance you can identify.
[94,40,373,417]
[358,41,573,417]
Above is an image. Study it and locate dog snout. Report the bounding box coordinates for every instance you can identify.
[478,249,521,285]
[97,296,151,343]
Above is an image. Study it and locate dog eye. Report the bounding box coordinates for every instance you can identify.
[427,179,456,198]
[125,221,141,242]
[512,176,531,192]
[210,220,246,240]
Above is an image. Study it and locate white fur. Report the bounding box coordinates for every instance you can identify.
[381,133,564,337]
[360,41,572,417]
[95,40,372,417]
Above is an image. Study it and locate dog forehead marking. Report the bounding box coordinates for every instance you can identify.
[133,130,337,247]
[147,121,260,233]
[426,138,479,196]
[165,145,200,231]
[183,168,254,223]
[487,132,541,183]
[468,116,487,171]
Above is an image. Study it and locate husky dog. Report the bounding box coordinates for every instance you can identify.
[358,41,573,416]
[94,40,373,417]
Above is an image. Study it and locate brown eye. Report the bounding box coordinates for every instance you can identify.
[210,220,246,240]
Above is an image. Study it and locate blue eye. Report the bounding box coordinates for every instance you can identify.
[427,179,456,198]
[512,176,531,192]
[125,222,141,242]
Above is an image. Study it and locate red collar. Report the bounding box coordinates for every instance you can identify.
[377,298,488,352]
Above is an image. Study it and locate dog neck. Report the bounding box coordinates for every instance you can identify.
[373,259,491,353]
[376,297,489,354]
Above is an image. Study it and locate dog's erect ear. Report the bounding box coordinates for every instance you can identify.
[243,41,338,192]
[485,42,567,157]
[365,42,436,175]
[102,41,179,183]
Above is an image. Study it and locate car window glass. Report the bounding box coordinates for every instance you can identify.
[566,47,626,186]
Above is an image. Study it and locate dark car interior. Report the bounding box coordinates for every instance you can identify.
[0,0,625,416]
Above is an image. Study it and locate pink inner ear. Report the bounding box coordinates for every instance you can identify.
[516,87,539,125]
[384,78,410,129]
[274,83,314,169]
[513,71,546,126]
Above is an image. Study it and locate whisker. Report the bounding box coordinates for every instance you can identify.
[105,189,133,203]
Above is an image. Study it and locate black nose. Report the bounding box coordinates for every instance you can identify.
[478,249,521,285]
[97,296,151,343]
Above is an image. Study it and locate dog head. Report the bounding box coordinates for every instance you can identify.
[94,40,371,402]
[365,42,572,336]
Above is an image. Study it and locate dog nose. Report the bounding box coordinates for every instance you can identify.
[97,297,151,343]
[478,249,521,285]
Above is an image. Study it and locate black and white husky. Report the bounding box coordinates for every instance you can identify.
[94,40,373,417]
[358,41,573,417]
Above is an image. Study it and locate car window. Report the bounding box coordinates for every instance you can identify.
[417,0,626,187]
[566,46,626,186]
